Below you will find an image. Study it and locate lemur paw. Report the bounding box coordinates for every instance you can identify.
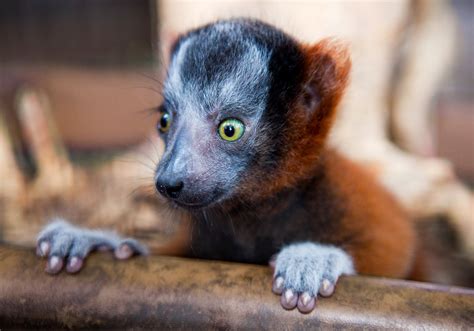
[36,219,148,274]
[271,242,354,313]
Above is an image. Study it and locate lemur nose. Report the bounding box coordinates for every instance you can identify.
[155,180,184,199]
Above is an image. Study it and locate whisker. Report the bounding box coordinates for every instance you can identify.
[137,72,165,88]
[116,158,156,173]
[144,136,162,163]
[126,85,164,97]
[135,107,159,118]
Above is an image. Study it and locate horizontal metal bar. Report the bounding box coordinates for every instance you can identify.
[0,245,473,330]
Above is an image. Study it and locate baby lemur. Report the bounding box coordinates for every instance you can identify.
[36,19,416,313]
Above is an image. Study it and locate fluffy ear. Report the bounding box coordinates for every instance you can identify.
[301,39,351,133]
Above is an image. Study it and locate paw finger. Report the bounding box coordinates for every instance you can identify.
[297,292,316,314]
[36,220,69,245]
[280,289,298,310]
[46,255,64,274]
[319,278,336,297]
[268,254,277,269]
[114,238,148,260]
[49,232,74,257]
[36,241,51,257]
[66,256,84,274]
[114,244,133,260]
[272,276,284,295]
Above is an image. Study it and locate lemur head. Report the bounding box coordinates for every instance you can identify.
[155,18,350,210]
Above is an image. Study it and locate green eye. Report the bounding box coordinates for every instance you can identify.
[218,118,245,142]
[159,111,171,133]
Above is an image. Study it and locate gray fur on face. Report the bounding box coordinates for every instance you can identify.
[156,21,276,207]
[274,242,355,296]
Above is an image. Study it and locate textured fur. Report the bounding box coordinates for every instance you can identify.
[37,219,147,259]
[274,242,354,296]
[37,18,417,312]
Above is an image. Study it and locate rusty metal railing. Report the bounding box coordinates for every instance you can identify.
[0,245,473,330]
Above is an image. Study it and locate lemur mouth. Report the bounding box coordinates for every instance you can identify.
[173,200,211,210]
[171,191,225,211]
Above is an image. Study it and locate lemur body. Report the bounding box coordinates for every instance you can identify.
[188,149,414,277]
[37,19,416,313]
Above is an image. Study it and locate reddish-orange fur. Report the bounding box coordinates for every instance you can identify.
[161,36,418,280]
[323,149,416,277]
[238,40,352,201]
[277,40,352,192]
[284,41,415,278]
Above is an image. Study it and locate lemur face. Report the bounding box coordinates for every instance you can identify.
[155,21,274,209]
[155,19,350,209]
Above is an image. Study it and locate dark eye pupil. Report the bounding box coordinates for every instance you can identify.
[224,125,235,137]
[160,114,168,128]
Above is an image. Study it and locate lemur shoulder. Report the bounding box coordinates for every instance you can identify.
[36,18,416,314]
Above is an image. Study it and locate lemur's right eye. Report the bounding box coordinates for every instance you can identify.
[159,111,171,133]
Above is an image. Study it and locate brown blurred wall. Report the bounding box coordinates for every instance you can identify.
[1,0,472,182]
[436,0,474,183]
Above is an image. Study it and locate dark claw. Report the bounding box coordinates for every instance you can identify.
[46,256,64,274]
[272,276,284,295]
[66,256,84,273]
[319,279,336,297]
[297,292,316,313]
[280,289,298,310]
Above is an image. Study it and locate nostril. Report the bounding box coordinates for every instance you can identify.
[155,182,167,195]
[166,181,184,199]
[155,179,184,199]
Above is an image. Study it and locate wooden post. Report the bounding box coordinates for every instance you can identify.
[0,245,473,330]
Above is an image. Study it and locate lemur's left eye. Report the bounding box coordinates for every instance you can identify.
[218,118,245,142]
[159,111,171,133]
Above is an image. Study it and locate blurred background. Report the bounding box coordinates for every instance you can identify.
[437,0,473,184]
[0,0,473,283]
[0,0,471,179]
